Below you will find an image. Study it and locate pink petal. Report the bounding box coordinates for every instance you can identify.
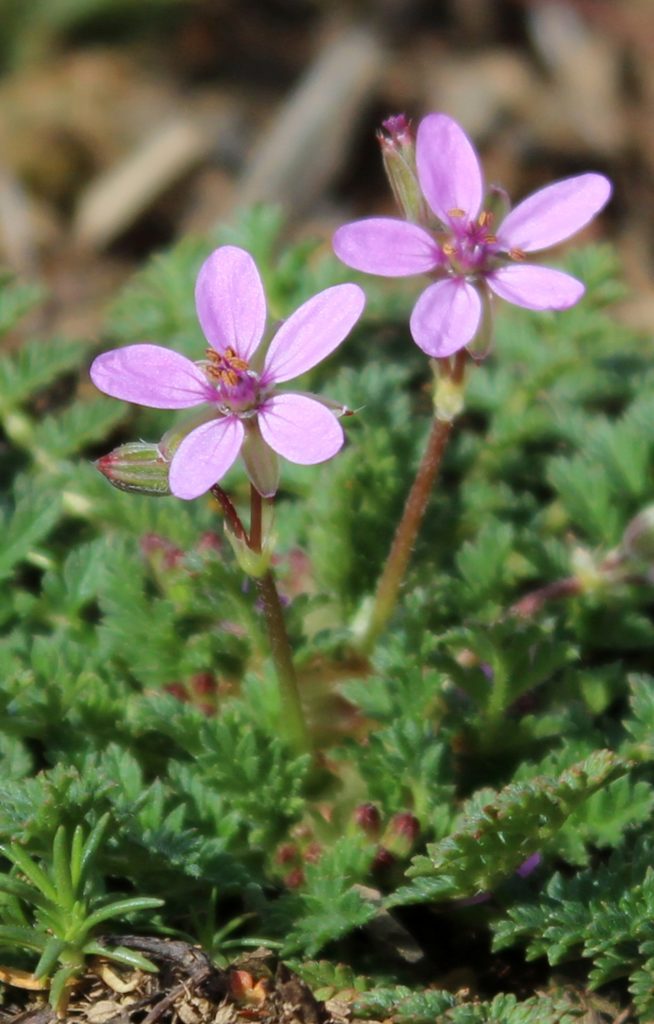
[487,264,585,310]
[332,219,441,277]
[497,173,611,253]
[416,113,484,224]
[169,416,244,500]
[90,344,212,408]
[409,279,482,357]
[262,284,365,384]
[258,393,344,465]
[195,246,266,361]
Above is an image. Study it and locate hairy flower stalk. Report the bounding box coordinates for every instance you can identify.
[335,113,611,651]
[250,486,310,753]
[358,351,466,654]
[209,483,308,751]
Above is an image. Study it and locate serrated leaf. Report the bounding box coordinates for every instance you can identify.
[389,751,626,905]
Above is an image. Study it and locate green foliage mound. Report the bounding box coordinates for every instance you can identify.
[1,208,653,1019]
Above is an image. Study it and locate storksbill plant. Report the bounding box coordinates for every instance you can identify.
[333,112,611,653]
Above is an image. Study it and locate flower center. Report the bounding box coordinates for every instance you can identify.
[201,347,262,417]
[441,208,499,274]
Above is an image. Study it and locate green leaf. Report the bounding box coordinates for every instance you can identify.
[84,942,159,973]
[69,825,85,892]
[0,843,59,903]
[33,935,67,980]
[0,489,61,583]
[79,813,111,886]
[0,336,85,411]
[0,872,51,910]
[52,826,74,910]
[388,751,627,905]
[48,963,81,1012]
[0,923,46,952]
[81,895,164,934]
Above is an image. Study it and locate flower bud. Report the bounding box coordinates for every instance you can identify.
[284,867,305,889]
[275,843,299,866]
[140,532,184,570]
[95,442,170,496]
[354,803,382,838]
[191,672,217,696]
[372,846,396,873]
[378,114,424,223]
[382,812,420,859]
[621,506,654,567]
[165,682,189,702]
[304,842,323,864]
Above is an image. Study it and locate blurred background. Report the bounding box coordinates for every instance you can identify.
[0,0,652,340]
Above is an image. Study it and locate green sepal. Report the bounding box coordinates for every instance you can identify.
[241,421,279,498]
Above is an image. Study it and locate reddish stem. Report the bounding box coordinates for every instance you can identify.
[210,485,246,540]
[250,486,309,752]
[359,350,467,653]
[509,577,582,619]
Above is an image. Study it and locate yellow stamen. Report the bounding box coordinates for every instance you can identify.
[224,347,249,371]
[478,210,494,228]
[509,247,526,261]
[447,207,465,218]
[443,242,456,257]
[484,233,497,244]
[204,347,250,385]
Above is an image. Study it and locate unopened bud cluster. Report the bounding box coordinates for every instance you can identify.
[353,803,421,872]
[164,672,230,715]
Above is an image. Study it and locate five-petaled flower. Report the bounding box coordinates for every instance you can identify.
[90,246,365,500]
[333,113,612,358]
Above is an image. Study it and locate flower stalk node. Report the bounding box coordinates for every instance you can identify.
[433,361,466,423]
[225,514,275,579]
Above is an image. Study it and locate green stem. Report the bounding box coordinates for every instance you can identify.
[250,487,310,753]
[485,663,509,725]
[359,352,467,654]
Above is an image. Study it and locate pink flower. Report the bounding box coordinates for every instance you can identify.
[333,113,611,358]
[90,246,365,500]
